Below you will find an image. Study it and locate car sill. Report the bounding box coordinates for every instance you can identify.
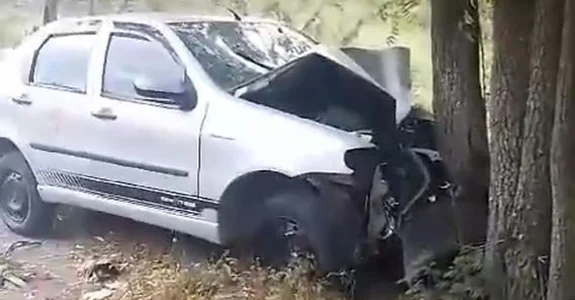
[38,185,220,244]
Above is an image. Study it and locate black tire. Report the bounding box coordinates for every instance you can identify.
[0,151,54,236]
[249,183,363,272]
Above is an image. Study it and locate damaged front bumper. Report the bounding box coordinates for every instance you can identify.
[354,147,442,264]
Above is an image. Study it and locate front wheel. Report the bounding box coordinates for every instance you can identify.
[249,185,362,272]
[0,151,54,236]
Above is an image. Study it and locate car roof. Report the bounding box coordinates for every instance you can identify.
[46,12,286,32]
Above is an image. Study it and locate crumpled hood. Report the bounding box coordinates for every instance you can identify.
[235,51,399,154]
[309,45,384,88]
[306,45,413,124]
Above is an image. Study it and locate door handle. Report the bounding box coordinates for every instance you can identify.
[11,95,32,105]
[91,107,117,120]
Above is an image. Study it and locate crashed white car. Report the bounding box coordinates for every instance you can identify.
[0,13,451,273]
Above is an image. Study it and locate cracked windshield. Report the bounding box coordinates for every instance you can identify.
[1,1,573,300]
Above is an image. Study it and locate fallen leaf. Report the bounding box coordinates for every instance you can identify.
[79,257,128,282]
[81,288,114,300]
[3,273,26,287]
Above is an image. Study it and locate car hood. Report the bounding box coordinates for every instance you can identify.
[233,51,399,153]
[232,44,411,125]
[300,44,412,124]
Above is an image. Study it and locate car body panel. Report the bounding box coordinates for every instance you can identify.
[0,14,404,246]
[199,91,375,200]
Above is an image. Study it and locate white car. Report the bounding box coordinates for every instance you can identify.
[0,13,448,272]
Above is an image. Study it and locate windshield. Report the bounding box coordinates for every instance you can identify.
[168,21,316,90]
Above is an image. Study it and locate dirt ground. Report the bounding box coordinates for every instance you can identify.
[0,207,402,300]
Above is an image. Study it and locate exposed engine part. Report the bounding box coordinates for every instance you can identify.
[397,149,432,224]
[366,166,393,242]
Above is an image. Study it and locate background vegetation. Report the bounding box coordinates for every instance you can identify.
[0,0,493,113]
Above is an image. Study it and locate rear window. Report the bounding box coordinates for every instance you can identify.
[32,33,96,93]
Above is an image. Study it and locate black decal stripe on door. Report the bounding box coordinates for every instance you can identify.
[30,143,189,177]
[36,170,217,214]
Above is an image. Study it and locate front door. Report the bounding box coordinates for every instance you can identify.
[73,22,209,218]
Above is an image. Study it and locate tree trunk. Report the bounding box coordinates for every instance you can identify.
[504,0,564,298]
[88,0,96,15]
[430,0,489,246]
[483,0,534,298]
[485,0,564,298]
[43,0,58,25]
[548,1,575,298]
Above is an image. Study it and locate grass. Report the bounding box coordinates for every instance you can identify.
[67,235,346,300]
[399,246,488,300]
[74,237,487,300]
[111,257,346,300]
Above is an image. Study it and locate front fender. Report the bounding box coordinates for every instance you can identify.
[199,142,354,201]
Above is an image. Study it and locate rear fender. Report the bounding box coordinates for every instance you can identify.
[0,126,33,164]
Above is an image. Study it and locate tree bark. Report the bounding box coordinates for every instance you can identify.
[548,1,575,298]
[88,0,96,15]
[485,0,564,298]
[43,0,58,25]
[483,0,534,298]
[504,0,564,298]
[430,0,489,246]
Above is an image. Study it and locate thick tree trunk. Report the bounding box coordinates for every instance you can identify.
[430,0,489,246]
[483,0,534,298]
[548,1,575,298]
[504,0,564,298]
[485,0,564,298]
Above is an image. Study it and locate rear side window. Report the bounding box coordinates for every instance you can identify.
[32,33,96,93]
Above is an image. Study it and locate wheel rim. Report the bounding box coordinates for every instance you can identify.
[259,217,314,266]
[0,171,30,224]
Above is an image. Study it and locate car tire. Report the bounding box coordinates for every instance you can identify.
[249,184,361,272]
[0,151,54,236]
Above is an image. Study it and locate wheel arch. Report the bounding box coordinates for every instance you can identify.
[217,169,368,270]
[0,137,22,156]
[217,170,315,246]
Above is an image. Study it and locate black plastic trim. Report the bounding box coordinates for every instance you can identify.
[30,143,189,177]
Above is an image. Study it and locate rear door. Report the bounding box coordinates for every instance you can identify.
[18,29,107,182]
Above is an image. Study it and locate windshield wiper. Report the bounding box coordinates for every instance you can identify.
[226,8,243,21]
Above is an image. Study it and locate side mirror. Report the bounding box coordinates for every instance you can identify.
[132,68,197,110]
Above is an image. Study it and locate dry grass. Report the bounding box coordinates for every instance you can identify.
[70,238,346,300]
[108,256,346,300]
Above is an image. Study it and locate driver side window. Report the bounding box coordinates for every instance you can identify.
[102,32,183,105]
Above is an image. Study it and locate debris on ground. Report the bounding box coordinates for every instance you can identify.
[0,240,42,290]
[82,288,115,300]
[78,255,129,283]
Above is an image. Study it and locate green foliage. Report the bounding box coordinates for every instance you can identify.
[0,10,26,48]
[401,246,488,300]
[1,0,495,110]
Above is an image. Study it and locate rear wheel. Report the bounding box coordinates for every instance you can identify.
[0,151,54,236]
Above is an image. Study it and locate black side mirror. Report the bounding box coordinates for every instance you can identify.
[177,75,197,111]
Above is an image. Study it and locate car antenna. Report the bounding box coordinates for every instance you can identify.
[226,7,243,21]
